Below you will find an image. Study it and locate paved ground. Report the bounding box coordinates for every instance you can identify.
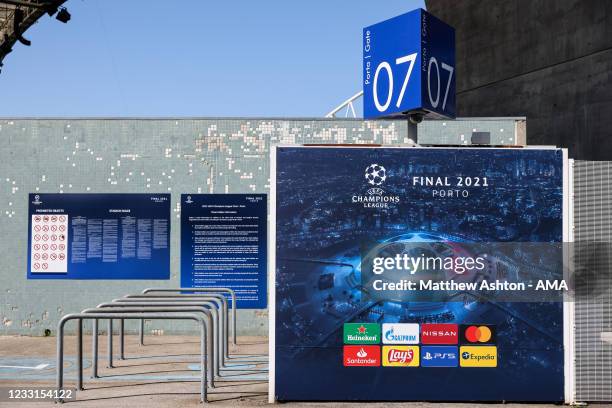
[0,335,610,407]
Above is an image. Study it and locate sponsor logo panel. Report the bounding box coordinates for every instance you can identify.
[421,345,459,367]
[421,323,458,344]
[459,346,497,367]
[343,345,381,367]
[460,324,496,344]
[343,323,380,344]
[382,345,420,367]
[382,323,419,344]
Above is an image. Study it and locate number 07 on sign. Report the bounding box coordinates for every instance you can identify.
[363,8,455,120]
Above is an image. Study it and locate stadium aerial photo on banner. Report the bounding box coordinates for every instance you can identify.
[1,1,612,407]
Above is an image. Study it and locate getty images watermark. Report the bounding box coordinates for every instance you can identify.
[358,241,612,303]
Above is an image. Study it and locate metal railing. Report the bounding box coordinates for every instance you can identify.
[57,312,208,403]
[55,286,268,404]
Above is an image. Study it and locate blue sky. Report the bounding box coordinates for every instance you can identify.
[0,0,424,117]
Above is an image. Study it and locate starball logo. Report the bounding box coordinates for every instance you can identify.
[352,164,400,209]
[365,164,386,186]
[31,194,42,205]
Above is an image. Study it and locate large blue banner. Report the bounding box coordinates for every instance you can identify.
[180,194,267,309]
[28,193,170,279]
[274,147,565,401]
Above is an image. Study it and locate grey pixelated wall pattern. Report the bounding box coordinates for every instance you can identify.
[0,118,520,335]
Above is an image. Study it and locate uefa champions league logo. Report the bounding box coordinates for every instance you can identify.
[365,164,387,186]
[352,163,399,208]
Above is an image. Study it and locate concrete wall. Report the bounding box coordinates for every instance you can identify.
[0,117,520,336]
[427,0,612,160]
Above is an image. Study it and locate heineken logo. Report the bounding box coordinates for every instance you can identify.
[343,323,380,344]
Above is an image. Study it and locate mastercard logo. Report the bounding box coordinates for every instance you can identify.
[461,325,496,344]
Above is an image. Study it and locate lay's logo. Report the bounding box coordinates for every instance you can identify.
[382,345,419,367]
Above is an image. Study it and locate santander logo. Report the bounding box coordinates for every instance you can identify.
[343,345,380,366]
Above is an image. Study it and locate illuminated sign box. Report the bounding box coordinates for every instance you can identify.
[363,9,456,119]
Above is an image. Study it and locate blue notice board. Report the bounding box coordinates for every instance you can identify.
[27,193,171,279]
[180,194,267,309]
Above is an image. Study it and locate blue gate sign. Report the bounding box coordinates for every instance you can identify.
[363,8,456,119]
[180,194,267,309]
[28,193,171,279]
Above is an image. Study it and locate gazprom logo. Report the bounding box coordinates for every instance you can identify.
[385,328,417,343]
[382,323,419,344]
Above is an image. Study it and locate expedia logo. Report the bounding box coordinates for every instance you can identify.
[351,164,400,209]
[382,345,419,367]
[459,346,497,367]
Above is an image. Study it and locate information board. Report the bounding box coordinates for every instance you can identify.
[27,193,171,279]
[271,146,567,402]
[180,194,267,309]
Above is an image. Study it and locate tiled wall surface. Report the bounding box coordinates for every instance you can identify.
[0,118,521,335]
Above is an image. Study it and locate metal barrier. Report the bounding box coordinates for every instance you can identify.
[141,288,238,345]
[126,294,228,351]
[115,296,268,369]
[119,295,228,363]
[85,305,217,383]
[56,287,268,403]
[56,312,208,403]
